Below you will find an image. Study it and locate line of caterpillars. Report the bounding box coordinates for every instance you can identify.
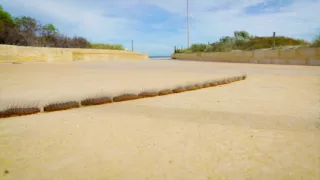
[0,75,246,119]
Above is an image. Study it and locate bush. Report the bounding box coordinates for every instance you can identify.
[175,48,192,53]
[190,43,207,52]
[174,31,312,54]
[91,43,124,50]
[211,42,234,52]
[239,36,310,50]
[311,33,320,47]
[204,45,213,52]
[312,40,320,47]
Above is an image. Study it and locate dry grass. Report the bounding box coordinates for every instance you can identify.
[0,106,40,118]
[81,96,112,106]
[44,101,80,112]
[113,94,139,102]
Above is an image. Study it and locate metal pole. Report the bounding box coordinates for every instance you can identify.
[187,0,190,48]
[273,32,276,49]
[131,40,134,51]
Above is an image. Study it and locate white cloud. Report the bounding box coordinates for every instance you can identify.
[189,0,320,42]
[1,0,319,56]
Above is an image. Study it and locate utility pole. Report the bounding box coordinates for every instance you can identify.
[131,40,134,51]
[187,0,190,48]
[272,32,276,49]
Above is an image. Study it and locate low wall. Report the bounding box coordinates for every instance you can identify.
[172,48,320,66]
[0,45,148,63]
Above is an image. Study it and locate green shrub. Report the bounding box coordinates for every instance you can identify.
[235,36,250,47]
[204,45,213,52]
[311,40,320,47]
[190,43,207,52]
[239,36,310,50]
[311,33,320,47]
[90,43,124,50]
[211,42,234,52]
[173,31,313,54]
[234,31,251,39]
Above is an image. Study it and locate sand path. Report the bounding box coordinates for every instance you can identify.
[0,60,243,109]
[1,61,320,179]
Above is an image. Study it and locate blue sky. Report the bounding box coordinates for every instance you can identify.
[1,0,319,56]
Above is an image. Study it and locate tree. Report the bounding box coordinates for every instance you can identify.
[0,5,14,27]
[39,23,58,47]
[0,5,123,49]
[13,16,41,46]
[0,5,16,44]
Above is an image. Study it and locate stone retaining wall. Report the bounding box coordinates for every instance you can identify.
[0,45,148,63]
[172,48,320,66]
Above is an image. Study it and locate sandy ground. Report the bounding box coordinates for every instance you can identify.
[0,60,320,179]
[0,60,242,110]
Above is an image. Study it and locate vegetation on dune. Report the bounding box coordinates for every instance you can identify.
[0,5,123,50]
[311,33,320,47]
[238,36,309,50]
[175,30,317,53]
[91,43,124,50]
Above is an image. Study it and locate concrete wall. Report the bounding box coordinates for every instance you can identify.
[0,45,148,63]
[172,48,320,66]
